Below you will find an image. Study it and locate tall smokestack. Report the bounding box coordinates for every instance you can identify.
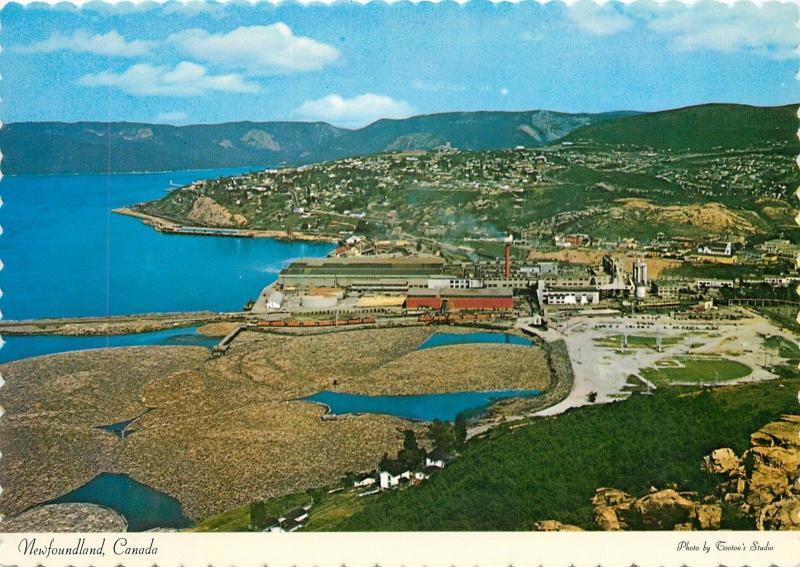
[504,239,511,279]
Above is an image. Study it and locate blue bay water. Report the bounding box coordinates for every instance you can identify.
[303,389,542,422]
[0,169,334,321]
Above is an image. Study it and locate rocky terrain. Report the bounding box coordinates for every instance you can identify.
[538,413,800,531]
[705,414,800,530]
[615,199,758,235]
[187,196,248,228]
[591,487,722,530]
[1,503,127,532]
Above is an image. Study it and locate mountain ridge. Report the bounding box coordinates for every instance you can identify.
[1,109,637,175]
[2,103,795,175]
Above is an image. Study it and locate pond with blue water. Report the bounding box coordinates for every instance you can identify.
[417,332,532,350]
[303,389,542,422]
[51,473,193,532]
[0,326,221,363]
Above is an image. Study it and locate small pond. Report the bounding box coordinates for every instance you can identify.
[0,326,222,363]
[303,389,542,422]
[98,409,151,438]
[51,473,193,532]
[417,332,532,350]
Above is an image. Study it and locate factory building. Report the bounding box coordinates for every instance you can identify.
[406,288,514,311]
[279,255,447,288]
[425,276,484,290]
[541,289,600,305]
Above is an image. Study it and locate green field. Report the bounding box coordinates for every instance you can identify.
[320,377,799,531]
[764,335,800,361]
[641,357,751,385]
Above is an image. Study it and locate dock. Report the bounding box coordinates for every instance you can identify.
[212,324,247,356]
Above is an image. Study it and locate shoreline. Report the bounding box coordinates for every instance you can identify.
[0,311,244,337]
[113,207,340,243]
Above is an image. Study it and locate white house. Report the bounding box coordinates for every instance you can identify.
[697,242,732,256]
[353,477,376,488]
[379,470,412,489]
[379,471,397,489]
[425,457,445,469]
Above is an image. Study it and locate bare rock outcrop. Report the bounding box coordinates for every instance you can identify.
[592,488,635,530]
[592,488,720,530]
[534,520,584,531]
[703,448,741,476]
[633,489,697,530]
[188,196,248,228]
[756,494,800,530]
[585,415,798,531]
[704,414,800,530]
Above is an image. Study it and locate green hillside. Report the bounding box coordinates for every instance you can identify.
[327,378,799,531]
[562,103,798,151]
[0,110,634,175]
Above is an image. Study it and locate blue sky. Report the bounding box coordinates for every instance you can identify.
[2,1,798,127]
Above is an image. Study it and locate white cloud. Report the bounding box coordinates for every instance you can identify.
[168,24,340,75]
[155,111,189,123]
[646,3,799,60]
[297,93,416,128]
[16,30,154,57]
[78,61,260,97]
[567,2,633,36]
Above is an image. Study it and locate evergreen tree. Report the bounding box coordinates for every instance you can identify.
[249,501,272,531]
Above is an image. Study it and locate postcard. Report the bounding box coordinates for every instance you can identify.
[0,1,798,565]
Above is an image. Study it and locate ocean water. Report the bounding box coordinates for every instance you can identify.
[51,472,193,532]
[0,169,334,321]
[417,332,532,350]
[0,326,221,364]
[303,389,542,422]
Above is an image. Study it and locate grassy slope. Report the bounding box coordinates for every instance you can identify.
[191,492,311,532]
[641,358,752,385]
[327,377,799,531]
[562,103,799,151]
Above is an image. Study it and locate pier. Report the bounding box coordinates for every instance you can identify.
[212,324,247,356]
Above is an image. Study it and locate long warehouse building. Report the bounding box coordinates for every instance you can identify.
[279,255,448,288]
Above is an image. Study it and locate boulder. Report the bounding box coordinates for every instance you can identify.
[632,489,695,530]
[703,448,740,476]
[750,417,800,449]
[594,506,624,531]
[592,488,635,530]
[744,445,800,508]
[756,494,800,530]
[691,503,722,530]
[592,487,634,507]
[534,520,584,531]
